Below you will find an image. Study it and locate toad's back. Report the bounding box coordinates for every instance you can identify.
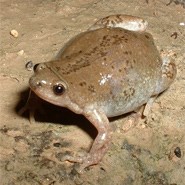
[49,27,162,116]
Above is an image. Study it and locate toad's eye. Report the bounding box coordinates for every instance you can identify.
[53,84,65,95]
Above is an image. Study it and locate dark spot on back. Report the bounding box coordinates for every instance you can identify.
[88,85,95,93]
[79,81,86,87]
[145,34,150,39]
[126,60,129,65]
[100,51,107,57]
[123,87,135,100]
[56,66,60,71]
[124,38,128,43]
[65,55,71,59]
[111,20,115,25]
[103,35,108,40]
[124,51,132,55]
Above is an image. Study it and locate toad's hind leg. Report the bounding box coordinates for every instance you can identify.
[155,54,176,94]
[89,14,148,31]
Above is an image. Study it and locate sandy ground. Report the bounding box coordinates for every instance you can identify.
[0,0,185,184]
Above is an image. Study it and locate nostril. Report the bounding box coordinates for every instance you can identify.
[33,63,40,71]
[34,63,46,72]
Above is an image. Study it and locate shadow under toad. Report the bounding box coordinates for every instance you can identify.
[15,88,97,139]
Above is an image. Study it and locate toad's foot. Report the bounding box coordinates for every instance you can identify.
[122,106,145,132]
[122,96,158,132]
[18,90,36,123]
[89,14,148,32]
[143,95,158,117]
[62,145,110,173]
[18,90,43,123]
[19,106,36,124]
[61,109,113,173]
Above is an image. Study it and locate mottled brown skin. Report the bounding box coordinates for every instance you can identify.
[29,15,176,173]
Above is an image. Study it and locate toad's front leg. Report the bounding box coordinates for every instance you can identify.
[64,109,113,173]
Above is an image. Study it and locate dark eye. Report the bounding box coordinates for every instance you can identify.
[53,84,65,95]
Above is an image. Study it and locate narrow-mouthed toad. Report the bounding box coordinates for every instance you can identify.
[29,14,176,172]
